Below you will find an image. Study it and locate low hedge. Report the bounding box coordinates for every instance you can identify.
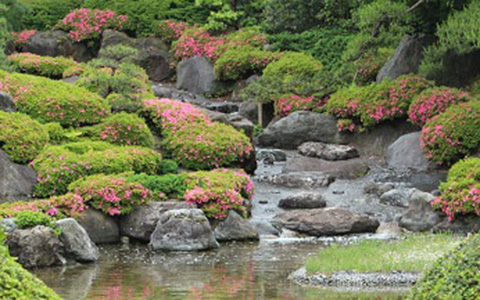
[431,158,480,221]
[81,112,155,147]
[0,70,110,127]
[262,52,323,85]
[421,101,480,165]
[33,141,163,198]
[8,53,80,79]
[143,98,253,170]
[409,234,480,300]
[408,87,471,126]
[127,173,187,199]
[0,111,49,164]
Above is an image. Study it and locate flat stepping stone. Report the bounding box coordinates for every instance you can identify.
[278,192,326,209]
[298,142,359,161]
[257,172,335,189]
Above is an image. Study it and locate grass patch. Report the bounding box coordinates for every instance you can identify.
[306,234,460,275]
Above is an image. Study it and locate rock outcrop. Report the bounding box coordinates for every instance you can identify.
[76,209,120,244]
[176,56,217,94]
[386,132,431,171]
[278,192,326,209]
[0,150,37,203]
[55,218,99,262]
[213,211,259,242]
[298,142,359,161]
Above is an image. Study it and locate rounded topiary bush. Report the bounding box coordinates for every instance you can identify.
[421,101,480,165]
[82,112,155,147]
[0,111,49,164]
[0,70,110,127]
[8,53,80,79]
[33,141,163,197]
[409,233,480,300]
[431,158,480,221]
[409,87,471,126]
[262,51,322,83]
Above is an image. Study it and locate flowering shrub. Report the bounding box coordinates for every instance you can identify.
[421,101,480,165]
[337,119,356,133]
[8,53,80,79]
[408,87,471,126]
[62,64,87,78]
[275,94,328,117]
[33,141,162,197]
[0,70,110,127]
[0,111,49,164]
[68,174,154,216]
[11,30,36,45]
[431,158,480,221]
[173,27,225,62]
[143,98,253,170]
[57,8,128,42]
[214,46,281,81]
[15,211,58,233]
[127,173,187,199]
[184,169,254,219]
[263,52,323,84]
[156,19,191,43]
[82,112,154,147]
[328,75,433,128]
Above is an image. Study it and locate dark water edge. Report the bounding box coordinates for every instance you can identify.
[33,240,407,300]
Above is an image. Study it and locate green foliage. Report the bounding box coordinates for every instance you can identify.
[81,112,155,147]
[42,122,70,145]
[1,0,28,31]
[159,159,179,174]
[8,52,80,79]
[21,0,83,30]
[33,141,163,197]
[263,51,322,82]
[127,173,187,199]
[0,111,49,163]
[15,211,59,234]
[421,101,480,165]
[98,44,139,64]
[409,233,480,300]
[0,70,111,127]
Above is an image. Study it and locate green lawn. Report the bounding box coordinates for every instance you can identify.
[306,234,461,275]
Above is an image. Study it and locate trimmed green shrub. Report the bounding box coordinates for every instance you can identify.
[421,101,480,165]
[409,233,480,300]
[98,44,139,64]
[214,46,281,81]
[0,70,111,127]
[33,141,163,197]
[262,52,322,84]
[15,211,59,234]
[0,111,49,163]
[408,87,471,126]
[431,158,480,221]
[68,174,155,216]
[158,159,178,174]
[21,0,83,30]
[81,112,154,147]
[8,52,80,79]
[127,173,187,199]
[43,122,70,145]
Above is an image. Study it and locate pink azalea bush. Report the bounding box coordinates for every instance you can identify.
[157,19,191,43]
[143,98,253,170]
[431,158,480,221]
[33,141,163,198]
[275,94,327,117]
[409,87,471,126]
[57,8,128,42]
[421,101,480,165]
[11,30,36,45]
[173,27,225,62]
[337,119,356,133]
[184,169,255,219]
[68,174,155,216]
[8,52,80,79]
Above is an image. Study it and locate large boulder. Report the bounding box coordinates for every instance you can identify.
[283,156,369,180]
[76,209,120,244]
[387,132,431,171]
[272,207,380,236]
[55,218,99,262]
[119,201,195,242]
[377,35,436,82]
[6,226,65,268]
[101,30,171,81]
[399,190,441,232]
[149,209,219,251]
[0,150,37,203]
[278,192,327,209]
[213,211,259,242]
[298,142,359,161]
[256,111,341,149]
[257,172,335,189]
[0,92,16,112]
[380,188,416,208]
[176,56,217,94]
[238,101,258,124]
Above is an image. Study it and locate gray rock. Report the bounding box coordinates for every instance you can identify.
[149,209,219,251]
[256,111,341,149]
[76,209,120,244]
[62,76,80,84]
[101,30,171,81]
[176,56,216,94]
[6,226,65,268]
[399,190,440,232]
[283,156,369,180]
[213,211,259,242]
[231,75,260,103]
[249,220,279,236]
[0,150,37,203]
[20,30,70,57]
[363,182,395,197]
[387,132,431,171]
[257,172,335,189]
[238,101,258,124]
[206,111,253,138]
[0,92,16,112]
[256,149,287,162]
[380,188,416,208]
[272,207,380,237]
[119,201,195,242]
[377,35,436,82]
[298,142,359,161]
[278,192,326,209]
[0,218,16,233]
[375,222,402,237]
[55,218,99,262]
[433,215,480,234]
